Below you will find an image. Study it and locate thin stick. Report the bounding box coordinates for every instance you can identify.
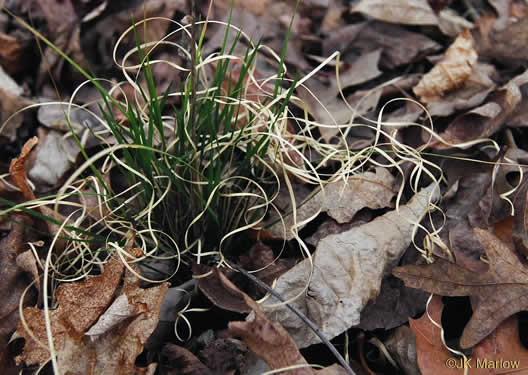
[229,262,356,375]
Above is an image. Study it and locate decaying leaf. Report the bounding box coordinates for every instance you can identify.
[336,49,383,91]
[264,167,395,240]
[199,338,249,375]
[413,30,478,104]
[266,183,439,348]
[15,250,169,374]
[351,0,438,26]
[239,242,293,298]
[394,228,528,348]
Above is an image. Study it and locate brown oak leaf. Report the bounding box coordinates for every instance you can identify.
[393,228,528,348]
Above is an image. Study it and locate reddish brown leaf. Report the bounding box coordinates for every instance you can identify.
[15,249,168,374]
[9,136,38,201]
[224,270,314,375]
[0,32,26,75]
[194,265,251,313]
[394,228,528,348]
[471,315,528,374]
[408,295,457,375]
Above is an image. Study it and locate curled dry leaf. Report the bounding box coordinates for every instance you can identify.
[351,0,438,26]
[15,250,169,374]
[16,253,126,365]
[394,228,528,348]
[9,136,39,201]
[266,183,439,348]
[426,62,496,117]
[413,30,478,104]
[264,167,395,240]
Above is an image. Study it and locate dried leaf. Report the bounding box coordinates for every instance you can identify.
[85,294,135,338]
[0,214,37,372]
[335,49,383,90]
[384,325,420,375]
[28,128,80,187]
[199,338,248,374]
[413,30,478,103]
[328,22,441,70]
[224,272,314,375]
[357,276,428,331]
[195,265,251,313]
[37,103,97,133]
[15,250,169,374]
[426,62,496,117]
[266,183,439,348]
[0,32,26,75]
[161,344,213,375]
[0,65,31,142]
[513,177,528,258]
[9,136,39,201]
[264,168,395,240]
[408,295,456,375]
[394,228,528,348]
[239,242,292,297]
[351,0,438,25]
[470,315,528,374]
[474,17,528,65]
[432,78,521,149]
[410,297,528,375]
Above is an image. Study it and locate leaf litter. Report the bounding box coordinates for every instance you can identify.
[3,0,528,374]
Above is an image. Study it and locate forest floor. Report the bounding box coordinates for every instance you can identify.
[1,1,528,374]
